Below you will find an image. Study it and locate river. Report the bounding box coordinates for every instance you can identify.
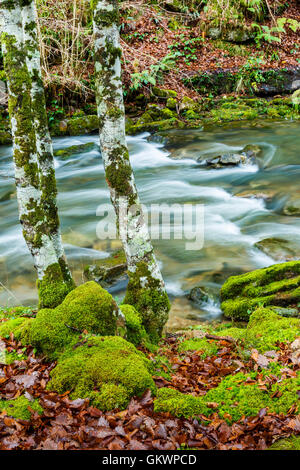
[0,121,299,326]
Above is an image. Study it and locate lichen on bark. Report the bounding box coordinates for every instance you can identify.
[93,0,170,342]
[0,0,74,308]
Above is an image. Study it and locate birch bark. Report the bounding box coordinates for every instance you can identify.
[21,0,74,287]
[0,0,73,308]
[93,0,170,341]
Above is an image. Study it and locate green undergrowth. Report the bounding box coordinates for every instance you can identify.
[0,396,43,420]
[0,306,35,320]
[154,370,300,423]
[221,260,300,320]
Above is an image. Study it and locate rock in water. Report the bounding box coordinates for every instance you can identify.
[187,286,209,305]
[255,238,299,262]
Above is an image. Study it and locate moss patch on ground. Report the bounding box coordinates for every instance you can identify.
[220,260,300,320]
[0,396,43,420]
[178,337,220,358]
[217,307,300,352]
[268,435,300,450]
[154,370,300,423]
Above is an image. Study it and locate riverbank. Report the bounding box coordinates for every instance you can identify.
[0,300,299,450]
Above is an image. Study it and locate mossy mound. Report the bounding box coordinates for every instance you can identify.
[154,370,300,423]
[48,336,155,411]
[217,307,300,352]
[178,337,219,358]
[220,260,300,320]
[268,435,300,451]
[29,281,124,358]
[0,396,43,420]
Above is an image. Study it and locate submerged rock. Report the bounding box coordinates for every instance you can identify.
[235,188,276,202]
[255,238,299,262]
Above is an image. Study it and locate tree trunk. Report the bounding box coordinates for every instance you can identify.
[21,0,74,288]
[0,0,73,308]
[93,0,170,342]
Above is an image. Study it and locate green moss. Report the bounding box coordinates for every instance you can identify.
[89,384,129,412]
[221,260,300,320]
[120,304,148,346]
[0,317,27,338]
[152,87,178,99]
[126,118,185,135]
[178,337,219,358]
[124,261,170,343]
[54,142,96,158]
[48,335,155,410]
[210,103,258,122]
[0,396,43,420]
[29,281,121,358]
[64,115,99,136]
[166,97,177,110]
[218,307,300,352]
[37,263,74,309]
[154,370,300,423]
[268,435,300,451]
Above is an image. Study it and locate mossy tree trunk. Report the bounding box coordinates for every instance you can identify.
[92,0,170,342]
[21,0,74,288]
[0,0,74,308]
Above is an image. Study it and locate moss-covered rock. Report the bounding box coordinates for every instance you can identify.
[83,250,127,284]
[217,307,300,352]
[152,87,177,99]
[154,370,300,423]
[50,115,99,137]
[221,261,300,320]
[54,142,97,158]
[48,335,155,411]
[29,281,125,358]
[126,118,185,135]
[0,395,43,420]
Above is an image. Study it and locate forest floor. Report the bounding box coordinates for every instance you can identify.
[0,325,299,450]
[119,0,300,100]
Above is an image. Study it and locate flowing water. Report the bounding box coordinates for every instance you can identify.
[0,121,299,327]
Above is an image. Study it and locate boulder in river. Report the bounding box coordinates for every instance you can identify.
[199,152,254,168]
[54,142,97,158]
[187,286,209,305]
[84,250,127,289]
[197,143,261,168]
[255,238,299,262]
[282,193,300,216]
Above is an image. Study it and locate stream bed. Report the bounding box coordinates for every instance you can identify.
[0,121,299,327]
